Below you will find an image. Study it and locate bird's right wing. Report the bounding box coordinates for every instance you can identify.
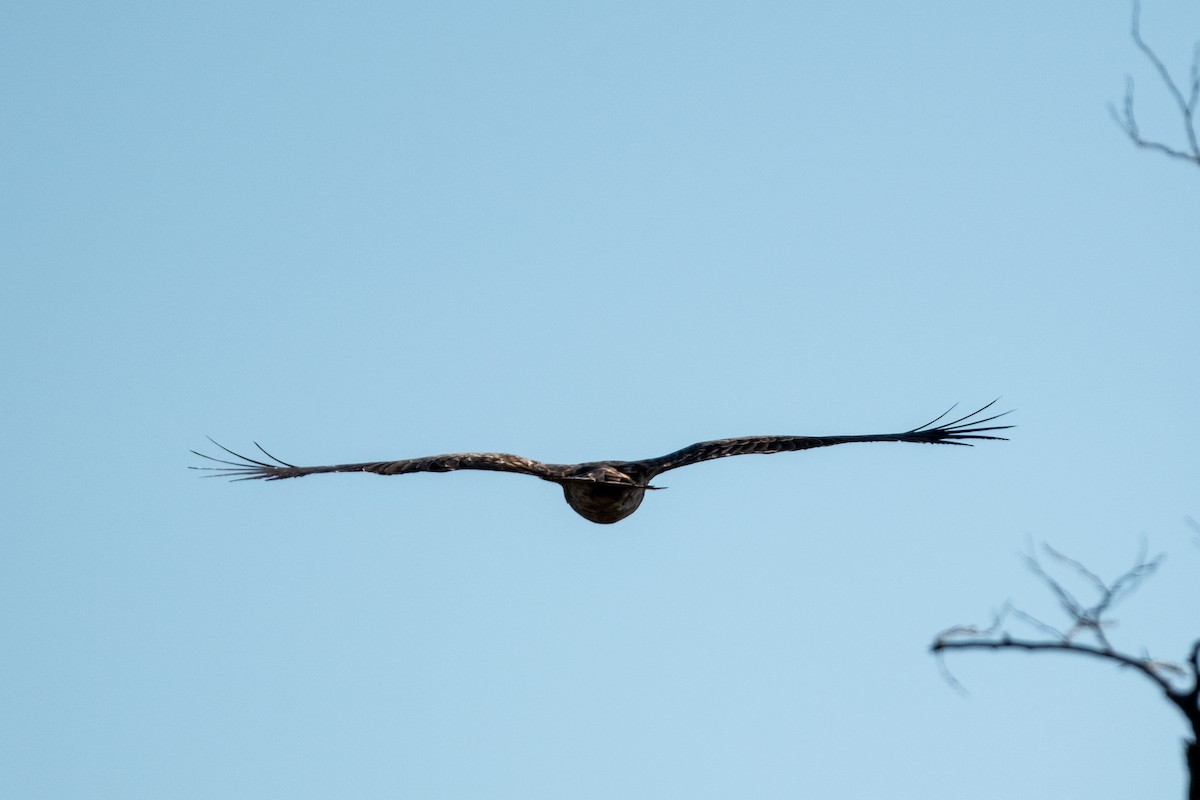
[191,441,562,482]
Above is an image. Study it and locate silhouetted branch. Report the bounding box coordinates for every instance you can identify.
[1109,1,1200,167]
[931,540,1200,798]
[1017,540,1162,649]
[935,634,1180,697]
[933,543,1176,688]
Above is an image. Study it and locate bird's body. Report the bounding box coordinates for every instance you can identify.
[193,402,1012,524]
[559,467,650,524]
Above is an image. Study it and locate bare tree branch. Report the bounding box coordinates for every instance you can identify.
[931,544,1178,687]
[1015,540,1162,649]
[1188,639,1200,707]
[931,540,1200,797]
[933,635,1181,696]
[1005,602,1067,640]
[1110,0,1200,167]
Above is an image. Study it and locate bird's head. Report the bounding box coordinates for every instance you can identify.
[577,464,633,484]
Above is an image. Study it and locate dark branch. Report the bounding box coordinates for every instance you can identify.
[935,534,1200,799]
[1019,540,1162,649]
[1111,1,1200,166]
[932,541,1198,732]
[1188,639,1200,708]
[932,636,1179,697]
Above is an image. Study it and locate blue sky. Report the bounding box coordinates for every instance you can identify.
[3,1,1199,797]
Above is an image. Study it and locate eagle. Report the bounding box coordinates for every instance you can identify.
[192,401,1011,524]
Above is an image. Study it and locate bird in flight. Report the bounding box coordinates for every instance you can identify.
[192,401,1011,524]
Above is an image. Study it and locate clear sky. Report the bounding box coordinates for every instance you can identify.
[3,1,1199,797]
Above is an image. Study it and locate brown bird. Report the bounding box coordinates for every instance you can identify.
[192,401,1011,524]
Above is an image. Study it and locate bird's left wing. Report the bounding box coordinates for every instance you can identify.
[628,401,1012,479]
[191,441,562,482]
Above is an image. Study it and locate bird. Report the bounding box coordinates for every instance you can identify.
[192,401,1012,524]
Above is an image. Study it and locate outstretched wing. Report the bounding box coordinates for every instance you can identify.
[629,401,1013,479]
[191,440,564,482]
